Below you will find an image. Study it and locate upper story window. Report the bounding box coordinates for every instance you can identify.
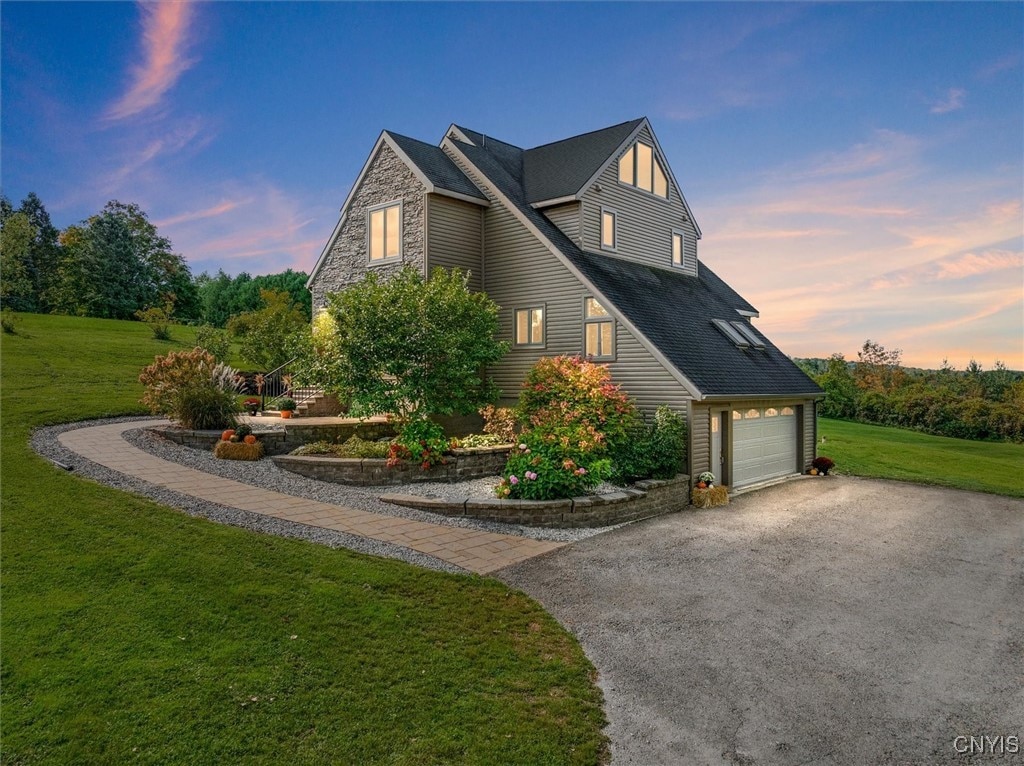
[601,208,617,250]
[514,306,545,347]
[672,231,684,267]
[618,142,668,198]
[583,297,614,359]
[368,200,401,261]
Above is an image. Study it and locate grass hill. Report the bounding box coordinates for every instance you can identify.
[0,313,606,764]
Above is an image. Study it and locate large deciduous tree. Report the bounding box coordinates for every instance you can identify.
[323,266,508,421]
[227,288,309,371]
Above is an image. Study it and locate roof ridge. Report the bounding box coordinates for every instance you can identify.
[524,117,645,153]
[453,125,524,151]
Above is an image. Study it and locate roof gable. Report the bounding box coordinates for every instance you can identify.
[521,118,643,205]
[385,131,487,204]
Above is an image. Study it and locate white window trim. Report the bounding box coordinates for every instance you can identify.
[583,297,615,361]
[600,206,618,252]
[617,141,670,202]
[671,229,686,269]
[367,199,403,264]
[513,305,546,348]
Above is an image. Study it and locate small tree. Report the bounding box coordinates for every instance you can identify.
[227,288,308,370]
[135,297,176,340]
[324,266,507,421]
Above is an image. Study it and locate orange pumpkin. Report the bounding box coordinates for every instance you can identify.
[243,434,257,445]
[697,481,707,489]
[221,429,235,441]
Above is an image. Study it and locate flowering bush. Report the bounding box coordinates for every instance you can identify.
[479,404,519,443]
[392,417,450,470]
[495,426,610,500]
[518,356,640,455]
[139,348,240,429]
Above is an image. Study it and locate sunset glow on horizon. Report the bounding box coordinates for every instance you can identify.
[2,2,1021,369]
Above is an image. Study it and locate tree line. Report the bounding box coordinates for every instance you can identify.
[799,341,1024,443]
[0,192,310,326]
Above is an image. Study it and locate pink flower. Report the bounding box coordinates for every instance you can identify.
[509,475,519,485]
[575,467,588,476]
[518,443,528,451]
[525,471,538,481]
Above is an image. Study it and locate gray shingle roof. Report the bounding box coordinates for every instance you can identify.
[386,131,487,201]
[521,118,644,204]
[449,129,822,398]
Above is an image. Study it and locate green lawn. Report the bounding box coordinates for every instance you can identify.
[0,313,607,764]
[819,417,1024,497]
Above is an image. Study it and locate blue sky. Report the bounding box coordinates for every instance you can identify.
[2,2,1022,368]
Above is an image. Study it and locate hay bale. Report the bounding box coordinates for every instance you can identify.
[691,485,729,508]
[213,440,264,461]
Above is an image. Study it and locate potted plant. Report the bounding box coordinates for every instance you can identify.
[243,397,261,416]
[278,397,297,419]
[811,456,835,475]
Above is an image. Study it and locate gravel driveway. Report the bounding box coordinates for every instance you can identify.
[498,476,1024,765]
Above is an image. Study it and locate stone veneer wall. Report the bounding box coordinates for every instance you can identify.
[309,142,427,310]
[381,475,691,528]
[149,421,397,456]
[271,447,512,486]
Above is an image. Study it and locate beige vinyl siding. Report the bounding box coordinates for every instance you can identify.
[690,403,712,479]
[690,398,817,486]
[543,202,581,246]
[580,124,698,275]
[426,194,483,291]
[444,145,691,416]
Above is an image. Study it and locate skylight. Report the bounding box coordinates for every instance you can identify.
[731,321,766,349]
[712,319,749,348]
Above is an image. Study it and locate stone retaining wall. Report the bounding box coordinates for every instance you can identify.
[271,446,512,486]
[381,475,691,528]
[148,420,396,456]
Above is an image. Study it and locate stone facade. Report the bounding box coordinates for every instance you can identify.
[309,142,427,310]
[380,474,692,528]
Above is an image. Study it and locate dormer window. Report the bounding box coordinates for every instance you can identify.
[618,142,668,198]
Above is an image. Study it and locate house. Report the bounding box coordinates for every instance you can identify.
[307,118,824,490]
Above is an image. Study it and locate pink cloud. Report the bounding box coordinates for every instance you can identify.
[107,2,196,121]
[930,87,966,115]
[154,199,248,228]
[869,249,1022,290]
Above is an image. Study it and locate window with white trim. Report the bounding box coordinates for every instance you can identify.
[514,307,545,347]
[601,208,617,250]
[368,201,401,261]
[583,297,614,359]
[618,142,669,198]
[672,231,683,267]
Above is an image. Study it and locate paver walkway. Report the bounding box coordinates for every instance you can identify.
[59,420,564,574]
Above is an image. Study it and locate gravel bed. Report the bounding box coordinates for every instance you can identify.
[31,417,463,574]
[32,418,613,574]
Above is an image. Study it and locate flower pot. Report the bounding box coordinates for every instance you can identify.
[281,410,293,419]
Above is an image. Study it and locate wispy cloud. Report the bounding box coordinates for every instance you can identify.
[106,1,196,121]
[869,249,1023,290]
[930,87,966,115]
[154,199,249,228]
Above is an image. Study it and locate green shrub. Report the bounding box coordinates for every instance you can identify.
[234,423,253,439]
[450,433,508,449]
[290,441,341,456]
[395,418,450,469]
[193,324,231,363]
[135,300,175,340]
[610,406,687,484]
[337,436,392,459]
[138,348,240,430]
[1,308,19,335]
[277,397,296,412]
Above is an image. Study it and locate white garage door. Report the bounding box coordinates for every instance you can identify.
[732,406,798,488]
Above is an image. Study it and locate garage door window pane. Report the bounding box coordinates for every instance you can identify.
[781,407,795,416]
[745,409,760,419]
[765,408,778,417]
[733,410,742,420]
